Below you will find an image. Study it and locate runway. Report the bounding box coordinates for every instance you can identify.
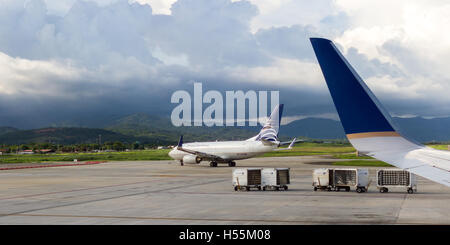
[0,156,449,224]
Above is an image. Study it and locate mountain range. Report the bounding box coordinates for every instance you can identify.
[280,116,450,143]
[0,113,449,145]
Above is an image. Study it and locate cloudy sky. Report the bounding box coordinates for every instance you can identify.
[1,0,450,128]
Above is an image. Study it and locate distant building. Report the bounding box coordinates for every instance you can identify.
[38,149,55,154]
[19,150,34,155]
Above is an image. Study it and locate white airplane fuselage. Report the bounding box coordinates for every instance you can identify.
[168,140,277,164]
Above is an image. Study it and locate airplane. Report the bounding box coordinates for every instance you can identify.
[310,37,450,187]
[168,104,298,167]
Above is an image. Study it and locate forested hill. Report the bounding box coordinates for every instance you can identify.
[0,127,158,145]
[1,113,450,145]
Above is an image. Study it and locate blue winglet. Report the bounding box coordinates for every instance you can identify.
[310,38,395,135]
[177,135,183,147]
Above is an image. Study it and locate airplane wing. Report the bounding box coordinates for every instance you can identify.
[279,138,303,146]
[275,138,299,151]
[176,146,226,162]
[176,135,226,162]
[310,37,450,187]
[367,146,450,186]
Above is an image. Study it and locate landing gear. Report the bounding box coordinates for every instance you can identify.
[228,161,236,167]
[407,188,414,194]
[379,187,388,193]
[210,161,218,167]
[180,160,184,166]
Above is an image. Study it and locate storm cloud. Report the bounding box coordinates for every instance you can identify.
[0,0,450,128]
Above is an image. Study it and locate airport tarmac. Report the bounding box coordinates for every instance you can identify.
[0,156,449,225]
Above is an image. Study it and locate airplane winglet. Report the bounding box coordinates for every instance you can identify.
[287,137,297,149]
[309,37,450,187]
[177,135,183,148]
[309,37,396,135]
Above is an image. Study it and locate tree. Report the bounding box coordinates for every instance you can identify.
[113,141,123,151]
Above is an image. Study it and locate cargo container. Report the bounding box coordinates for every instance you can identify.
[261,168,290,191]
[312,168,369,193]
[232,168,262,191]
[377,169,417,194]
[312,168,331,189]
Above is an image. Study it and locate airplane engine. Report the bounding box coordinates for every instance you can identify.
[182,155,202,164]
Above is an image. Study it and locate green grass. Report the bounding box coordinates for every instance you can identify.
[261,143,355,157]
[0,142,366,165]
[1,143,447,165]
[427,144,450,151]
[0,149,171,164]
[332,160,392,167]
[331,153,373,159]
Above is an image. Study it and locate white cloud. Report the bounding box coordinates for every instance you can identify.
[132,0,176,14]
[225,57,326,90]
[281,113,340,125]
[335,26,404,63]
[0,51,83,97]
[334,0,409,27]
[366,75,449,103]
[335,1,450,62]
[244,0,337,33]
[331,0,450,111]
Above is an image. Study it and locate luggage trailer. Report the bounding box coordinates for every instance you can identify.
[233,168,291,191]
[261,168,290,191]
[233,168,262,191]
[313,168,370,193]
[377,169,417,194]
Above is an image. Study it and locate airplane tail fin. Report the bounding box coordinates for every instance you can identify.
[309,38,398,139]
[248,104,284,142]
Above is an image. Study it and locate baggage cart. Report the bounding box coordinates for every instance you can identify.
[233,168,262,191]
[312,168,333,191]
[261,168,290,191]
[377,169,417,194]
[312,168,369,193]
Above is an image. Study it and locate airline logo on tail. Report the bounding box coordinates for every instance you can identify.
[254,104,284,142]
